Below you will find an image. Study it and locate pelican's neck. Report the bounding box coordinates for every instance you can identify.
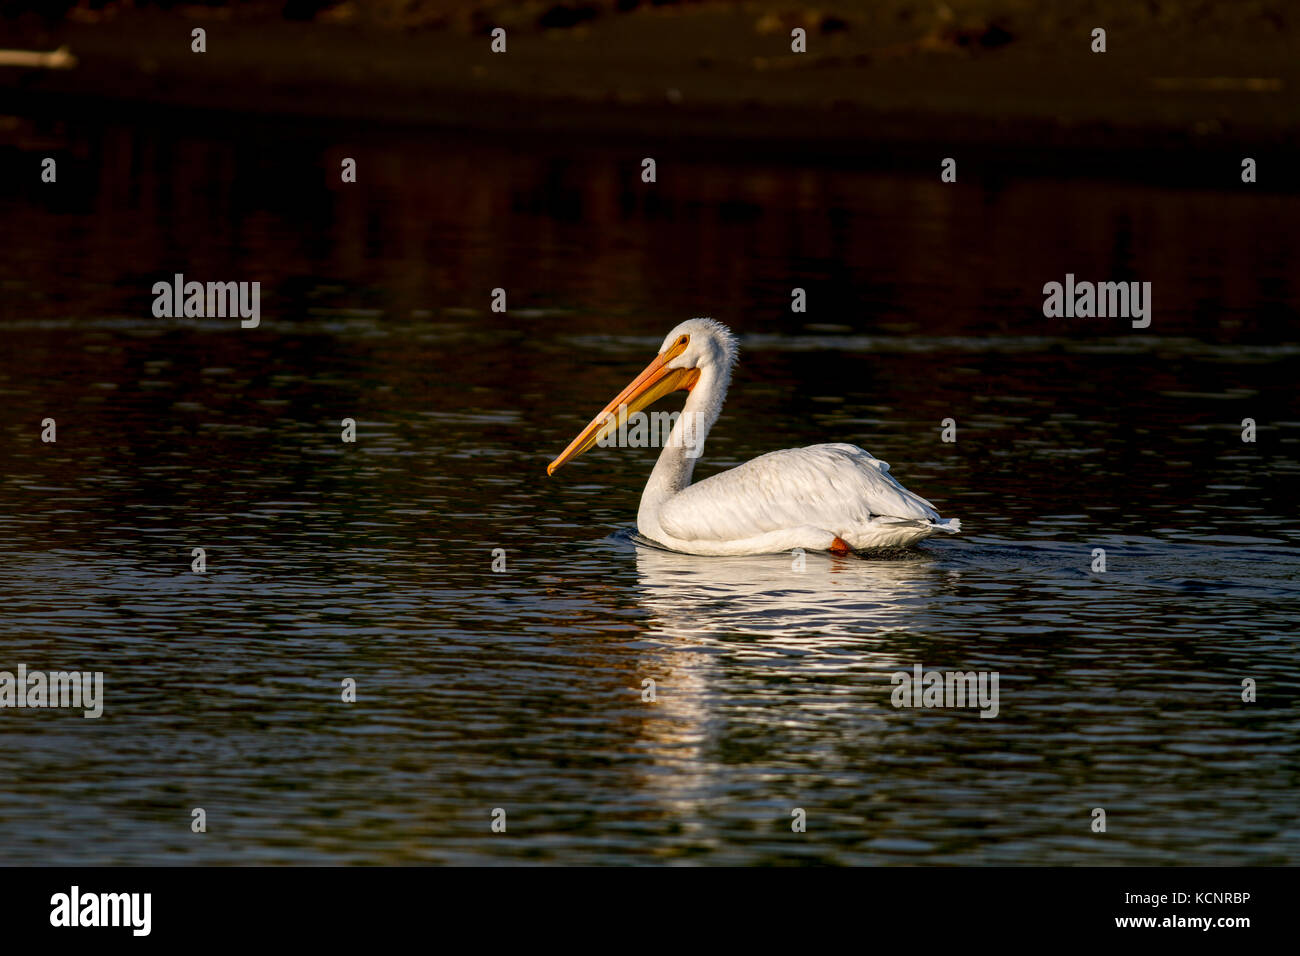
[638,362,729,527]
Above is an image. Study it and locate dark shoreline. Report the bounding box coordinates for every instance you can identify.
[2,4,1298,188]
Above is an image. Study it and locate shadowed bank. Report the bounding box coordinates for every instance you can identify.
[1,0,1299,183]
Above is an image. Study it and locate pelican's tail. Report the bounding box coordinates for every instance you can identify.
[934,517,961,534]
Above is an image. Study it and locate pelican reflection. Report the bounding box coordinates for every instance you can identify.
[633,538,947,648]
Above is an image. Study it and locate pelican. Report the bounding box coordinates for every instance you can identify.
[547,318,960,555]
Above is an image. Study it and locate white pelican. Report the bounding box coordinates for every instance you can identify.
[547,318,960,555]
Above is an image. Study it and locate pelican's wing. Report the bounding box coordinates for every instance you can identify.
[658,443,940,543]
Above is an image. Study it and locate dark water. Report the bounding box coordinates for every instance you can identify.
[1,116,1298,864]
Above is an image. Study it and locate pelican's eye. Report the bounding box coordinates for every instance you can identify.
[677,335,689,347]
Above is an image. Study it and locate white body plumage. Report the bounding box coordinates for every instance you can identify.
[642,441,959,555]
[550,318,960,556]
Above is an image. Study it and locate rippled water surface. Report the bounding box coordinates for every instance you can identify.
[1,117,1298,864]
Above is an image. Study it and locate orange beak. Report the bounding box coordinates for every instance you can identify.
[547,340,699,475]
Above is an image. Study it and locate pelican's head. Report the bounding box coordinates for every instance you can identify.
[547,318,738,475]
[655,317,739,374]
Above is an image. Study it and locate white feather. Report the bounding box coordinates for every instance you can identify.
[655,444,958,553]
[562,318,961,556]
